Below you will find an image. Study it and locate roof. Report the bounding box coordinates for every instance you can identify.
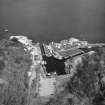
[58,48,84,58]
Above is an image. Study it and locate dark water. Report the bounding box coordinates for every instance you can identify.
[0,0,105,43]
[43,56,66,75]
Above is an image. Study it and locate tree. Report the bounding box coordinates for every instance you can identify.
[0,38,32,105]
